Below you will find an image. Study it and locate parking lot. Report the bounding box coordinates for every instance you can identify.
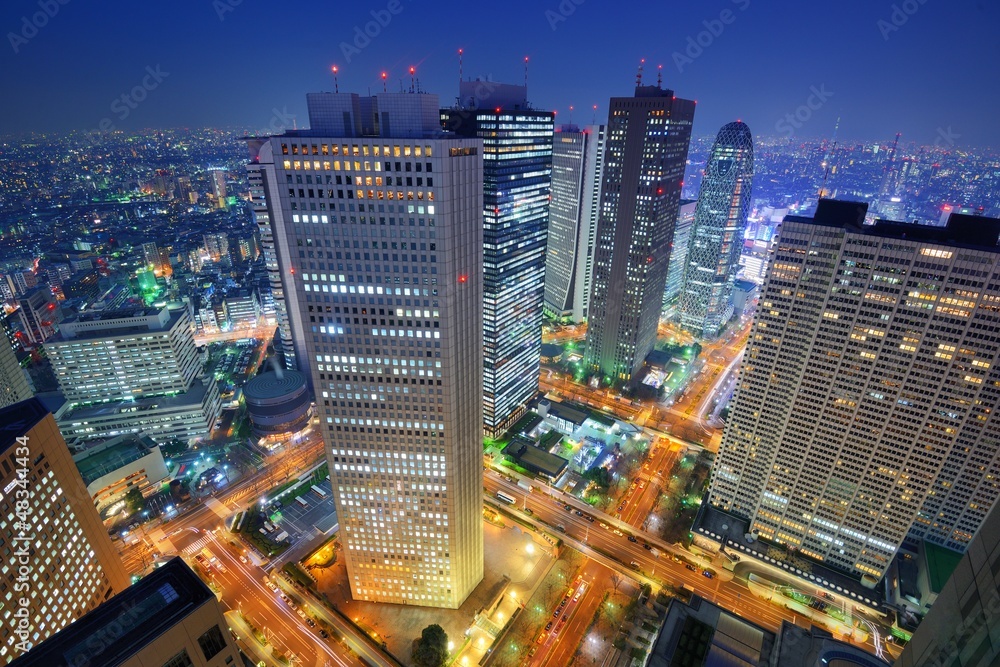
[273,487,339,539]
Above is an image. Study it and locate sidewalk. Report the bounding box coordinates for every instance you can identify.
[224,610,282,667]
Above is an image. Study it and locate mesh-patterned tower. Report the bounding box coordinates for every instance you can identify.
[679,121,754,339]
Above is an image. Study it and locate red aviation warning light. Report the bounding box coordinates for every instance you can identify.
[458,274,468,284]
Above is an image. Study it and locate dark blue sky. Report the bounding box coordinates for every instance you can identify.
[1,0,998,145]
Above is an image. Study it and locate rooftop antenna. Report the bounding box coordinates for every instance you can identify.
[524,56,529,90]
[636,58,645,88]
[409,66,416,93]
[569,105,574,125]
[331,65,339,93]
[818,116,841,198]
[381,71,387,93]
[657,64,663,88]
[592,104,597,124]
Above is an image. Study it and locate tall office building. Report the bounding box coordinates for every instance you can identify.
[210,167,228,209]
[0,333,32,407]
[16,288,62,346]
[246,146,297,370]
[710,200,1000,582]
[203,233,229,263]
[10,558,240,667]
[679,121,754,339]
[44,307,221,448]
[257,90,484,608]
[142,241,160,269]
[583,84,695,383]
[896,500,1000,667]
[662,199,696,312]
[444,80,553,438]
[544,124,606,322]
[0,398,131,664]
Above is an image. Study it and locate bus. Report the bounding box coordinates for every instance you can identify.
[295,496,309,508]
[311,485,328,499]
[496,491,516,505]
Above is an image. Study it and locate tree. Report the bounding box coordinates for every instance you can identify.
[125,488,145,513]
[412,624,449,667]
[609,572,623,595]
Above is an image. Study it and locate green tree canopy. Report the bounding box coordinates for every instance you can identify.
[411,624,449,667]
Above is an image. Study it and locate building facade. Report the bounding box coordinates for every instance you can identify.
[16,288,62,346]
[0,398,131,664]
[679,121,754,339]
[544,124,606,322]
[896,499,1000,667]
[247,140,299,372]
[44,307,220,447]
[259,90,485,609]
[444,81,553,437]
[0,333,32,408]
[662,199,697,312]
[584,85,695,383]
[710,200,1000,582]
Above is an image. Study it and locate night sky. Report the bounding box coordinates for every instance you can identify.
[1,0,998,145]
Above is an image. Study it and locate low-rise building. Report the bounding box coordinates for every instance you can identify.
[73,434,169,514]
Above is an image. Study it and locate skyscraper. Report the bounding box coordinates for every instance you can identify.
[444,80,553,438]
[210,167,228,209]
[584,84,695,383]
[679,121,754,339]
[259,90,484,608]
[544,124,606,322]
[0,398,131,663]
[16,287,62,346]
[0,333,32,407]
[247,142,297,370]
[662,199,696,312]
[45,307,221,448]
[895,499,1000,667]
[710,200,1000,582]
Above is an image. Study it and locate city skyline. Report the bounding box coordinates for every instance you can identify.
[2,7,1000,664]
[0,1,997,146]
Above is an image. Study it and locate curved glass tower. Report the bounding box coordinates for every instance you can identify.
[679,121,754,339]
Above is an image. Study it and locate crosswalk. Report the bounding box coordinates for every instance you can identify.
[183,535,211,554]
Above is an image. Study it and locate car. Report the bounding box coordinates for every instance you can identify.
[306,618,316,627]
[702,570,714,579]
[563,503,572,511]
[600,522,609,529]
[553,609,561,618]
[239,555,248,563]
[320,630,329,638]
[613,529,623,536]
[685,564,697,571]
[529,646,538,656]
[627,535,638,543]
[642,543,652,550]
[629,561,640,570]
[545,622,553,631]
[559,599,567,607]
[584,515,595,523]
[617,504,625,512]
[574,510,583,516]
[524,508,533,515]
